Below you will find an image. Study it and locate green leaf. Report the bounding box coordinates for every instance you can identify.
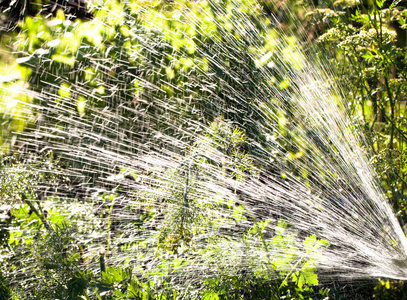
[390,0,402,8]
[303,235,316,252]
[316,239,330,248]
[276,219,287,235]
[202,291,220,300]
[51,54,75,66]
[302,270,319,286]
[233,205,245,222]
[376,0,386,8]
[297,273,305,289]
[77,96,86,116]
[58,83,71,99]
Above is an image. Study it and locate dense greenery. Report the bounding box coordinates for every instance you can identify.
[309,0,407,222]
[1,0,407,298]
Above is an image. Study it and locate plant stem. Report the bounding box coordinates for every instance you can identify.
[21,193,53,235]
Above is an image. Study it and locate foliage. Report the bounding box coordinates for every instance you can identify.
[308,0,407,216]
[373,279,407,299]
[306,0,407,296]
[0,119,328,299]
[0,273,11,300]
[1,0,406,298]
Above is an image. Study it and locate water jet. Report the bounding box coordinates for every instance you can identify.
[1,0,407,298]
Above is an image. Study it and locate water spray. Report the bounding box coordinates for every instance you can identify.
[1,0,407,297]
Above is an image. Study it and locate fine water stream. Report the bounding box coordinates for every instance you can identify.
[1,0,407,297]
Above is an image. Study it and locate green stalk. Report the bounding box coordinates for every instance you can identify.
[21,193,53,235]
[278,256,305,291]
[99,252,106,275]
[107,198,115,247]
